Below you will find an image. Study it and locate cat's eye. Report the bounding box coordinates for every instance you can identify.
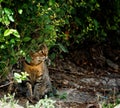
[39,50,43,54]
[41,50,44,54]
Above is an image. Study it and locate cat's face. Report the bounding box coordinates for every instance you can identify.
[30,44,48,65]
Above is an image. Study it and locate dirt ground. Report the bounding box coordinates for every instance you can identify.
[49,43,120,108]
[0,43,120,108]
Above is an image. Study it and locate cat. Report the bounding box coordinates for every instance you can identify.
[23,44,52,101]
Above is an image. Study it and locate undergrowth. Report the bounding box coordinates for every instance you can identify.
[0,94,56,108]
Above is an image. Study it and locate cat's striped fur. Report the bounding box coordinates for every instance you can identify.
[23,44,52,101]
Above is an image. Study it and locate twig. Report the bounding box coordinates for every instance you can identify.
[0,81,13,88]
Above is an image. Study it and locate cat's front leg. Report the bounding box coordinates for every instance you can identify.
[26,82,34,102]
[33,83,43,100]
[33,81,53,100]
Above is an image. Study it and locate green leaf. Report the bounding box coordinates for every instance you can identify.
[0,0,3,3]
[26,55,32,63]
[21,72,29,80]
[4,29,13,36]
[0,45,5,49]
[0,37,5,42]
[8,15,14,22]
[59,92,67,99]
[40,0,45,3]
[58,43,68,53]
[111,26,117,30]
[0,18,2,22]
[20,50,26,56]
[4,8,12,15]
[16,79,22,83]
[18,9,23,14]
[14,73,21,78]
[3,16,10,25]
[12,30,20,38]
[14,73,22,83]
[49,0,55,6]
[4,29,20,38]
[23,37,31,42]
[10,39,15,44]
[93,19,99,30]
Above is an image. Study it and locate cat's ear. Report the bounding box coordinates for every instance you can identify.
[38,50,43,54]
[39,44,48,52]
[41,43,47,49]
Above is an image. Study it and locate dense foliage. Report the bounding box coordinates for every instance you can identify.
[0,0,120,79]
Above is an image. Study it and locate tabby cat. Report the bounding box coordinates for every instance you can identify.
[23,44,52,101]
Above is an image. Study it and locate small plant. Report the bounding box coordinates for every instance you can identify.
[102,103,114,108]
[58,92,67,100]
[0,94,56,108]
[0,93,18,108]
[13,72,29,83]
[102,98,120,108]
[55,91,67,100]
[26,95,56,108]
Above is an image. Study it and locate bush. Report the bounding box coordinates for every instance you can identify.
[0,0,120,79]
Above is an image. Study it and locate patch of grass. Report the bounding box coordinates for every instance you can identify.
[0,93,19,108]
[55,91,67,100]
[0,94,56,108]
[58,92,67,100]
[26,95,56,108]
[102,98,120,108]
